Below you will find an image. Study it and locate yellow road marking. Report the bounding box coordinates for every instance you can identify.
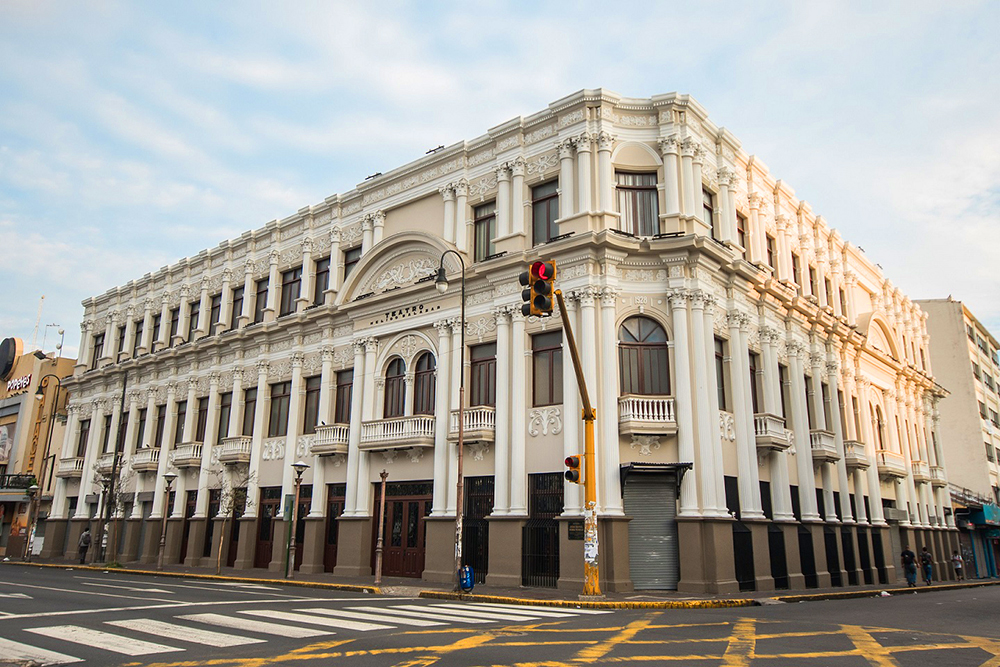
[840,624,901,667]
[572,615,656,663]
[720,618,756,666]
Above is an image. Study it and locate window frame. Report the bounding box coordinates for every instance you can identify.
[314,256,331,305]
[253,278,269,324]
[412,352,436,416]
[242,388,257,436]
[230,286,244,330]
[470,343,497,407]
[334,369,353,424]
[343,246,362,281]
[531,180,560,245]
[303,376,322,435]
[268,381,292,438]
[279,266,302,317]
[616,171,659,237]
[703,188,717,239]
[532,331,563,407]
[473,201,497,262]
[383,358,406,418]
[618,316,670,396]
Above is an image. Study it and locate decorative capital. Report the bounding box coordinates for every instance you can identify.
[493,305,513,325]
[717,167,735,188]
[269,249,280,265]
[222,267,233,283]
[759,325,782,346]
[321,346,334,362]
[825,361,840,376]
[558,138,576,159]
[453,179,468,197]
[255,360,270,376]
[433,319,453,336]
[599,286,619,307]
[786,340,807,358]
[576,132,593,151]
[658,134,679,155]
[596,131,614,151]
[680,137,698,157]
[809,352,825,368]
[666,288,688,308]
[440,185,456,201]
[244,258,256,275]
[330,227,342,243]
[209,371,222,386]
[291,352,305,368]
[302,238,314,254]
[372,210,385,227]
[510,156,526,177]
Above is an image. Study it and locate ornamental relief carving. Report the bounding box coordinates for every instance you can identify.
[466,316,496,341]
[630,435,661,457]
[467,173,499,200]
[558,263,589,280]
[528,407,563,437]
[261,438,285,461]
[369,258,436,294]
[467,290,494,306]
[525,152,559,175]
[467,442,490,461]
[340,223,363,246]
[342,201,362,215]
[468,149,494,166]
[558,110,585,128]
[525,125,555,144]
[622,268,667,283]
[333,347,353,368]
[719,412,737,443]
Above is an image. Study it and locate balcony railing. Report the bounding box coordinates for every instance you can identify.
[131,448,160,472]
[360,415,435,450]
[618,395,677,436]
[754,413,790,452]
[56,457,85,478]
[449,406,496,443]
[876,449,907,479]
[171,442,204,468]
[0,473,37,489]
[311,424,349,456]
[843,440,869,470]
[809,429,839,463]
[911,460,930,483]
[218,436,252,464]
[930,465,947,488]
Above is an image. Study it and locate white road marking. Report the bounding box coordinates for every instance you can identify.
[178,612,332,638]
[26,625,184,656]
[241,609,392,631]
[402,604,543,622]
[478,602,612,614]
[0,636,82,665]
[0,592,33,599]
[82,582,173,593]
[296,607,445,627]
[348,605,491,624]
[0,580,178,606]
[204,582,281,590]
[106,618,266,647]
[433,602,578,618]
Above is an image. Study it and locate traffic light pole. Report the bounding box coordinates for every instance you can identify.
[554,290,602,598]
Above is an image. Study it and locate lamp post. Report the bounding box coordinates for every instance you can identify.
[434,250,466,592]
[23,484,39,561]
[374,469,389,585]
[32,374,63,556]
[157,471,177,571]
[286,460,309,579]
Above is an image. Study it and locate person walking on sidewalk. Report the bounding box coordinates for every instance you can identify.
[901,545,917,587]
[952,550,965,581]
[920,546,933,586]
[78,528,92,564]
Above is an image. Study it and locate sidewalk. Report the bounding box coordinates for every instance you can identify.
[6,559,999,610]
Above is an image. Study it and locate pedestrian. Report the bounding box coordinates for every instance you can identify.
[920,546,933,586]
[952,550,965,581]
[901,544,917,587]
[78,528,92,564]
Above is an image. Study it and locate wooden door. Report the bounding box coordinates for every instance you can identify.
[254,487,282,569]
[324,484,346,572]
[372,482,432,578]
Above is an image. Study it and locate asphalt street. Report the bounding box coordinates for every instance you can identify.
[2,566,1000,666]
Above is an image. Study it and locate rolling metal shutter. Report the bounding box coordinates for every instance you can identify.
[623,473,679,590]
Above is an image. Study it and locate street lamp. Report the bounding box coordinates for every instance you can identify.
[157,471,177,571]
[31,374,63,555]
[23,484,39,561]
[286,460,309,579]
[434,249,467,592]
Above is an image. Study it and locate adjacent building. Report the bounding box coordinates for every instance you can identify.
[43,89,958,593]
[918,298,1000,577]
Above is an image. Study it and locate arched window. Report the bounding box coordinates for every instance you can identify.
[618,316,670,395]
[384,358,406,418]
[413,352,436,415]
[872,405,886,451]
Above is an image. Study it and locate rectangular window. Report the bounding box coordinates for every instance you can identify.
[765,234,776,269]
[748,351,760,414]
[343,247,362,281]
[736,213,747,256]
[314,257,330,305]
[230,286,244,330]
[703,189,716,239]
[210,294,222,330]
[616,172,659,236]
[169,307,180,342]
[279,266,302,316]
[987,442,995,462]
[135,407,147,449]
[473,202,497,262]
[808,266,818,298]
[91,333,105,368]
[839,288,847,316]
[218,392,232,442]
[715,337,727,411]
[154,405,166,447]
[980,401,988,419]
[151,313,161,345]
[101,415,112,453]
[791,253,802,292]
[116,325,127,359]
[174,400,187,445]
[824,278,833,307]
[778,364,789,419]
[532,331,563,407]
[334,369,353,424]
[132,319,144,357]
[242,388,257,436]
[195,397,209,442]
[967,324,976,341]
[531,180,560,245]
[268,381,291,437]
[76,419,91,457]
[470,343,497,407]
[303,376,321,435]
[253,278,269,324]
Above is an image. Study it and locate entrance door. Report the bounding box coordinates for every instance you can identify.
[291,485,311,572]
[226,487,246,568]
[522,473,562,588]
[254,487,282,569]
[324,484,346,572]
[623,473,679,590]
[178,490,197,564]
[463,476,494,584]
[372,482,433,578]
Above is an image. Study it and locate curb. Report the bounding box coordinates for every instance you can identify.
[771,578,1000,604]
[3,561,381,595]
[418,590,759,610]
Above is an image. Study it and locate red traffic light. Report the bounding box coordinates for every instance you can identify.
[564,455,582,484]
[531,261,555,281]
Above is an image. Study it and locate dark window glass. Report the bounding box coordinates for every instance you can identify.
[343,247,362,281]
[808,267,818,298]
[280,267,302,316]
[474,202,497,262]
[839,288,847,316]
[218,392,233,441]
[135,408,147,449]
[101,415,112,453]
[824,278,833,307]
[334,369,353,424]
[715,337,727,411]
[253,278,269,324]
[242,388,257,436]
[268,381,291,437]
[617,172,659,236]
[210,294,222,329]
[532,180,560,245]
[116,325,127,358]
[195,397,209,442]
[749,351,761,414]
[169,307,180,344]
[77,419,91,457]
[132,319,144,356]
[151,314,161,346]
[736,213,747,256]
[303,376,321,434]
[230,286,244,330]
[91,333,105,368]
[778,365,789,419]
[766,234,776,269]
[154,405,166,447]
[413,352,436,416]
[703,189,716,239]
[174,400,187,445]
[188,300,200,339]
[384,358,406,418]
[470,343,497,407]
[314,257,330,305]
[618,316,670,395]
[532,331,563,406]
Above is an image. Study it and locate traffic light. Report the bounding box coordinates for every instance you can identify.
[519,260,557,317]
[565,455,583,484]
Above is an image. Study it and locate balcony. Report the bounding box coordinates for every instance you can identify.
[218,436,252,465]
[618,395,677,436]
[360,415,435,450]
[843,440,869,470]
[0,473,37,489]
[131,448,161,472]
[809,430,839,463]
[311,424,349,456]
[930,465,947,488]
[754,413,790,452]
[171,442,204,468]
[911,460,930,483]
[95,453,115,475]
[876,450,907,480]
[56,457,85,478]
[449,406,496,444]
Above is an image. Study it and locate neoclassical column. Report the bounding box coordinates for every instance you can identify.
[216,268,233,334]
[76,320,94,374]
[561,294,582,516]
[138,300,154,355]
[371,210,385,246]
[344,341,367,516]
[692,146,708,233]
[245,361,269,518]
[196,277,211,338]
[842,273,858,325]
[107,389,124,457]
[297,239,315,313]
[174,286,191,345]
[558,139,576,217]
[596,131,614,213]
[509,310,528,516]
[669,289,700,516]
[228,369,245,439]
[761,327,794,521]
[280,353,306,515]
[814,246,829,308]
[122,390,140,457]
[886,384,913,526]
[827,358,854,522]
[492,307,512,516]
[576,132,593,214]
[788,341,820,521]
[576,286,601,508]
[716,169,735,245]
[101,311,117,363]
[730,313,764,518]
[432,319,453,516]
[142,388,157,448]
[658,135,681,220]
[454,180,469,253]
[441,185,456,245]
[263,250,279,322]
[496,165,512,238]
[76,401,103,517]
[808,348,837,522]
[239,259,255,327]
[747,193,766,266]
[775,216,792,283]
[356,338,378,515]
[195,372,221,519]
[181,377,199,444]
[690,291,724,516]
[121,306,137,362]
[680,138,697,220]
[446,320,462,515]
[361,215,374,254]
[599,287,623,514]
[856,376,886,525]
[310,346,334,517]
[510,157,525,237]
[327,229,342,301]
[52,406,81,518]
[150,384,178,520]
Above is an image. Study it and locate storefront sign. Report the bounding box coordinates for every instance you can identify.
[971,503,1000,526]
[6,374,31,393]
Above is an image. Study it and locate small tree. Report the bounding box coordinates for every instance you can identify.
[211,464,255,575]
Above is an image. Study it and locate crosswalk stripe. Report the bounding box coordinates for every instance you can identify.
[433,602,578,618]
[26,625,183,656]
[106,618,266,647]
[0,636,82,665]
[348,606,492,624]
[177,613,331,638]
[240,609,393,632]
[477,602,612,614]
[296,607,445,627]
[409,604,544,622]
[380,604,530,623]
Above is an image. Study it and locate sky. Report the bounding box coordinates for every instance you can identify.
[1,1,999,358]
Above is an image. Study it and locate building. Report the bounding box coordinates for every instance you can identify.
[918,298,1000,577]
[1,336,74,558]
[44,89,958,592]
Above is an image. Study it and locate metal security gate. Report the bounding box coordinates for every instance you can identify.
[463,476,494,584]
[622,467,680,590]
[522,473,562,587]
